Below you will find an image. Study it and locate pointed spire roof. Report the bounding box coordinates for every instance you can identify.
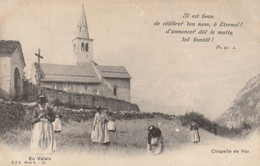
[77,4,89,39]
[79,4,88,27]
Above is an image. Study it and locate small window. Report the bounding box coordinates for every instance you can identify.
[85,43,89,52]
[81,42,84,51]
[73,43,76,52]
[113,86,117,96]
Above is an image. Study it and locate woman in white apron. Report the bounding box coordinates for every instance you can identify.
[91,106,103,143]
[107,116,116,133]
[91,106,110,145]
[101,110,110,145]
[30,95,56,154]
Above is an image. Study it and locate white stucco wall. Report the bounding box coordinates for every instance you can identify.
[0,46,25,100]
[41,78,131,102]
[0,57,11,98]
[73,38,94,64]
[42,82,100,95]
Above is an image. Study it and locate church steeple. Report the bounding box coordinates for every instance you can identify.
[77,4,89,39]
[73,4,94,65]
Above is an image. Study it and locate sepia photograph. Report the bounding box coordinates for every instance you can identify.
[0,0,259,165]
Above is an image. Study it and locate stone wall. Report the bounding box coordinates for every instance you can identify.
[103,78,131,102]
[42,88,139,112]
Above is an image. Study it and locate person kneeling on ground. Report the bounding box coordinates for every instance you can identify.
[147,125,164,155]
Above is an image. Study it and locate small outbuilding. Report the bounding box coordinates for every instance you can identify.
[0,40,26,100]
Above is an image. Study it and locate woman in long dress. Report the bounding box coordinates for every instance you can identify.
[91,106,103,143]
[52,106,62,133]
[147,125,164,155]
[91,107,110,145]
[101,109,110,145]
[30,95,56,154]
[190,121,200,144]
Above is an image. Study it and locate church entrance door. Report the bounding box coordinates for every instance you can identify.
[14,68,21,100]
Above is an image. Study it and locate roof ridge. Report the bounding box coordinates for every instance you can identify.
[44,73,95,77]
[98,65,126,67]
[41,63,78,67]
[0,40,20,43]
[102,71,128,73]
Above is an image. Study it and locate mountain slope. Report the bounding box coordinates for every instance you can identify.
[216,74,260,128]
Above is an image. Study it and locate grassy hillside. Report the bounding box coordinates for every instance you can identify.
[2,117,227,154]
[0,99,251,154]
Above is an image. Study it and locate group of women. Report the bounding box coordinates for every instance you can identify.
[29,95,200,155]
[29,95,116,154]
[91,106,116,145]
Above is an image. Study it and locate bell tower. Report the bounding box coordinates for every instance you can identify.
[72,5,93,64]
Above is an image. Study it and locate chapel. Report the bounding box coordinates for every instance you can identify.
[0,40,26,100]
[35,5,131,102]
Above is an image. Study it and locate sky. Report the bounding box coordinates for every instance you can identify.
[0,0,259,119]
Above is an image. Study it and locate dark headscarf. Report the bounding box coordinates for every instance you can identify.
[37,94,47,104]
[96,105,102,113]
[147,125,162,144]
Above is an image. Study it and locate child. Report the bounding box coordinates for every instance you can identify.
[52,106,62,133]
[107,116,116,133]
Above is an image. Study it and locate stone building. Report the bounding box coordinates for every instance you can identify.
[35,5,131,102]
[0,40,26,100]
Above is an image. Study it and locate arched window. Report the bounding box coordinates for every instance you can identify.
[85,43,89,52]
[113,86,117,96]
[81,42,84,51]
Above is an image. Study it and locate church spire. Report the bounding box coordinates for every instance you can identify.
[73,4,94,64]
[77,4,89,39]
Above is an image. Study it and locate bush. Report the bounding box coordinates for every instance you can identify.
[178,111,249,138]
